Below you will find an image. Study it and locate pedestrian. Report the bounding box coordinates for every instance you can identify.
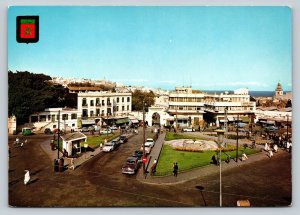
[69,158,75,170]
[20,142,24,148]
[24,170,30,185]
[153,159,157,165]
[16,137,19,144]
[273,144,278,153]
[269,150,273,158]
[173,162,178,177]
[100,143,103,151]
[242,153,248,161]
[25,139,28,144]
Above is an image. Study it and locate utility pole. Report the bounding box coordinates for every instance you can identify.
[57,110,60,159]
[142,99,146,175]
[236,114,239,162]
[224,107,228,147]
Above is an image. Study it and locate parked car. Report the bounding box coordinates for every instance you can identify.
[266,126,278,132]
[122,157,140,175]
[132,150,143,161]
[183,127,195,132]
[119,135,128,144]
[44,128,52,134]
[110,125,118,130]
[140,145,151,155]
[144,138,155,148]
[100,128,112,135]
[80,127,89,132]
[102,141,117,152]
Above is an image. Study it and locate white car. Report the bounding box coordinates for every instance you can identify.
[140,145,151,154]
[100,128,112,134]
[144,138,155,148]
[183,127,195,132]
[102,141,116,152]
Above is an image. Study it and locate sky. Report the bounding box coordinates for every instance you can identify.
[8,6,292,91]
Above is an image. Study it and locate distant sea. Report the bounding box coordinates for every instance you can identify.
[203,90,291,98]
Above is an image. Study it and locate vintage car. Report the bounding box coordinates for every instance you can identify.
[140,145,151,155]
[183,127,195,132]
[122,156,140,175]
[102,141,116,152]
[119,135,128,144]
[132,150,143,161]
[144,138,155,148]
[100,128,112,135]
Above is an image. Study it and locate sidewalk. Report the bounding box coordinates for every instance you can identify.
[138,131,166,179]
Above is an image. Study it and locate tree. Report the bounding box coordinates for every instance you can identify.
[131,90,155,111]
[8,71,76,125]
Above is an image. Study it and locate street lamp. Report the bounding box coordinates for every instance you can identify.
[286,114,289,140]
[216,129,225,207]
[142,99,146,175]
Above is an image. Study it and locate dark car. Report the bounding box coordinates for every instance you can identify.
[122,157,140,175]
[119,135,128,144]
[44,128,52,134]
[80,127,89,132]
[132,150,143,161]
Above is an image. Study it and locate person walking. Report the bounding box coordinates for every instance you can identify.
[173,162,178,177]
[69,158,75,170]
[24,170,30,185]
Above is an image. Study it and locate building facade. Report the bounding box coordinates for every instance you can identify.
[29,108,79,132]
[77,91,132,126]
[167,87,256,128]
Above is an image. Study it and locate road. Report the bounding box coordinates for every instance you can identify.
[8,129,291,207]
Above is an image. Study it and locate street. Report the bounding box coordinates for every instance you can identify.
[8,130,291,207]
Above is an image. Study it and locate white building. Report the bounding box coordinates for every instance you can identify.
[77,91,132,127]
[167,87,256,128]
[29,108,79,132]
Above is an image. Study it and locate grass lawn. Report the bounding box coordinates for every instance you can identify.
[54,133,120,150]
[155,144,261,176]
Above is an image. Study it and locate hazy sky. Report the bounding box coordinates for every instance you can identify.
[8,6,292,91]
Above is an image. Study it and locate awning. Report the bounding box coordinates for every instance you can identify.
[116,118,129,124]
[241,116,249,123]
[81,120,95,125]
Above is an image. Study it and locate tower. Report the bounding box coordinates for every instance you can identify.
[274,82,283,98]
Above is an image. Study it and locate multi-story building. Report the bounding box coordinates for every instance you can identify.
[77,91,132,127]
[29,108,79,132]
[168,87,206,127]
[167,87,256,128]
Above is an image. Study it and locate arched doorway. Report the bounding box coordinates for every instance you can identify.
[152,112,161,126]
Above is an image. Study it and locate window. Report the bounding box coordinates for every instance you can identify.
[53,125,56,128]
[96,109,100,116]
[47,115,51,121]
[122,106,125,111]
[102,100,105,106]
[72,123,75,127]
[96,98,100,106]
[82,109,88,117]
[90,111,94,116]
[117,97,119,103]
[82,98,87,106]
[127,105,129,111]
[116,106,119,111]
[90,100,94,106]
[127,97,130,102]
[122,97,124,102]
[62,114,68,120]
[71,113,77,119]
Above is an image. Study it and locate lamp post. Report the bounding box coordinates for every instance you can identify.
[236,114,239,162]
[142,99,146,175]
[57,110,60,159]
[216,129,225,207]
[286,114,289,140]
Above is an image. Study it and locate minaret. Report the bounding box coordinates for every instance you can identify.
[274,82,283,99]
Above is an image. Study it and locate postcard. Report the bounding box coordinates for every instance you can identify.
[8,6,292,207]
